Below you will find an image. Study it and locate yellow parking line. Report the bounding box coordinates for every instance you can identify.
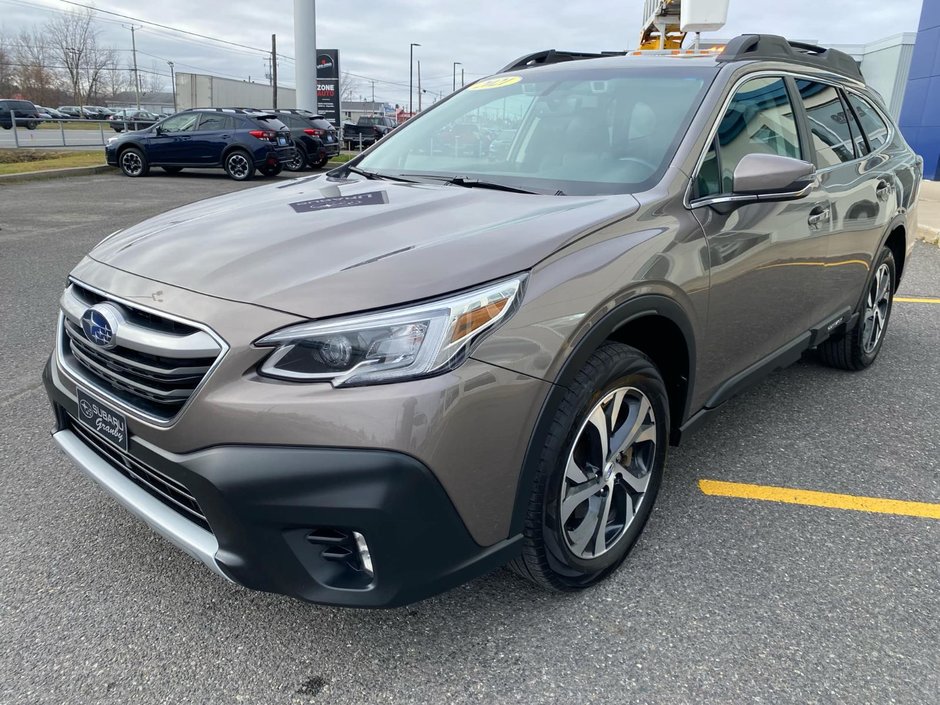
[698,479,940,520]
[895,296,940,304]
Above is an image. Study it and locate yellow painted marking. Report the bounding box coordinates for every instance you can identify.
[468,76,522,91]
[895,296,940,304]
[698,479,940,520]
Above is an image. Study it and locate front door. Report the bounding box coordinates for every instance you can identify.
[190,113,235,165]
[147,112,200,165]
[690,75,831,400]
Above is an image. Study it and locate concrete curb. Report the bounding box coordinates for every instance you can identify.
[0,164,111,185]
[917,224,940,247]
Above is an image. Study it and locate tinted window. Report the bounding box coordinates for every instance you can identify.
[160,112,200,133]
[311,118,334,131]
[254,116,288,131]
[697,77,802,198]
[197,114,233,131]
[1,100,35,111]
[847,94,890,151]
[796,80,856,167]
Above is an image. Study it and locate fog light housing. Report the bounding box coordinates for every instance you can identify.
[352,531,374,578]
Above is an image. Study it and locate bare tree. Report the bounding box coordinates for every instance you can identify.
[142,60,167,95]
[340,72,360,104]
[13,28,58,106]
[46,7,115,107]
[0,32,13,96]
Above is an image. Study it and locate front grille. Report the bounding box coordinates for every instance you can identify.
[59,282,224,422]
[66,415,211,532]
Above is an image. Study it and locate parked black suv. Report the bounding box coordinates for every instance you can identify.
[272,109,341,170]
[105,108,295,181]
[0,99,41,130]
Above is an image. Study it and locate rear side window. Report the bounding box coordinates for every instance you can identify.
[795,80,856,167]
[847,94,890,151]
[197,114,234,131]
[696,76,802,198]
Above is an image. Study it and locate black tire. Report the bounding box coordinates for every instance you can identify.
[817,247,896,371]
[314,156,331,169]
[162,166,183,174]
[224,150,255,181]
[284,148,308,172]
[259,163,283,177]
[118,147,149,177]
[510,342,669,591]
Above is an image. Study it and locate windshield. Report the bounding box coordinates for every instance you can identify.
[357,66,712,195]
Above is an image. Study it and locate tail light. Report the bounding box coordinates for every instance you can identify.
[249,129,277,141]
[303,128,325,137]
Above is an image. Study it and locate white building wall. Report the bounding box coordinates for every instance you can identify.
[176,73,297,111]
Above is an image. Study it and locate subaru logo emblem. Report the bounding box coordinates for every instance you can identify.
[80,304,121,350]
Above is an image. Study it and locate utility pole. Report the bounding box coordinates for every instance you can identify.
[293,0,317,112]
[371,80,375,114]
[417,59,422,112]
[409,42,420,115]
[453,61,461,92]
[168,61,177,112]
[461,68,465,87]
[125,25,142,110]
[271,34,278,109]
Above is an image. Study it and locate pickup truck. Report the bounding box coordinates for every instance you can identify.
[343,115,397,149]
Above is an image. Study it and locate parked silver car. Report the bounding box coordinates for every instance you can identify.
[44,35,921,607]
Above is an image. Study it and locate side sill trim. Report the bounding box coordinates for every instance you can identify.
[52,429,232,583]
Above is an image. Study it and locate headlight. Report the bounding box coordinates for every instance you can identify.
[256,275,525,386]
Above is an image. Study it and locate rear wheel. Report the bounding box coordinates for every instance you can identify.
[119,147,149,177]
[259,163,283,177]
[224,150,254,181]
[818,247,895,371]
[510,343,669,591]
[26,121,38,130]
[315,155,331,169]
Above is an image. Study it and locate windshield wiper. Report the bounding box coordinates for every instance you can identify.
[342,165,418,183]
[401,174,539,194]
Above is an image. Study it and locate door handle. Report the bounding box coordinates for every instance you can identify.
[808,205,831,228]
[876,180,894,201]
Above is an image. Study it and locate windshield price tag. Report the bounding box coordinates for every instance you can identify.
[468,76,522,91]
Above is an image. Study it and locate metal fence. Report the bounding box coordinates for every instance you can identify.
[1,118,118,149]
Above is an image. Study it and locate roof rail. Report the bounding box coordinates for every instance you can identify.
[716,34,862,81]
[499,49,627,73]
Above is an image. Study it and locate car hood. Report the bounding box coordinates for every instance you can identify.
[88,175,639,319]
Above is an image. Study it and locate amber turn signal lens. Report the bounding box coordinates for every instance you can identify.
[450,297,510,343]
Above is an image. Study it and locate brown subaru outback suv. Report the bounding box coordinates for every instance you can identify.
[44,35,922,607]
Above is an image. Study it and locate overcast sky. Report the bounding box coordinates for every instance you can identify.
[0,0,926,106]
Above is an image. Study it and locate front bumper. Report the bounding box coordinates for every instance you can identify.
[44,359,522,607]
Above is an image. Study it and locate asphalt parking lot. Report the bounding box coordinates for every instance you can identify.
[1,171,938,705]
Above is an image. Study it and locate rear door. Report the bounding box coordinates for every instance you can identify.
[791,79,893,320]
[690,75,831,390]
[191,113,235,165]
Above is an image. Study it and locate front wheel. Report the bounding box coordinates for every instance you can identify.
[284,149,307,172]
[817,247,896,371]
[314,155,331,169]
[259,162,283,177]
[224,150,254,181]
[119,147,149,177]
[26,121,38,130]
[510,343,669,591]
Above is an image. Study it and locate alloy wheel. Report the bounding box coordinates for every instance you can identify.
[862,262,891,354]
[121,151,143,176]
[227,153,250,179]
[560,386,657,560]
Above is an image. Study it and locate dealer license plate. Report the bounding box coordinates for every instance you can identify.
[76,387,129,451]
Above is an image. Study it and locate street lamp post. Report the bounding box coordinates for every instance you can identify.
[453,61,462,92]
[167,61,177,112]
[409,42,421,115]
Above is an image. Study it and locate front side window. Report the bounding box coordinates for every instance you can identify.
[160,112,199,133]
[847,94,890,151]
[795,80,856,167]
[357,67,712,196]
[696,76,802,198]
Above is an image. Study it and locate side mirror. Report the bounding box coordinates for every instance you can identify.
[155,125,165,135]
[732,153,816,201]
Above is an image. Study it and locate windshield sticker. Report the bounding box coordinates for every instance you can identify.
[289,191,389,213]
[469,76,522,91]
